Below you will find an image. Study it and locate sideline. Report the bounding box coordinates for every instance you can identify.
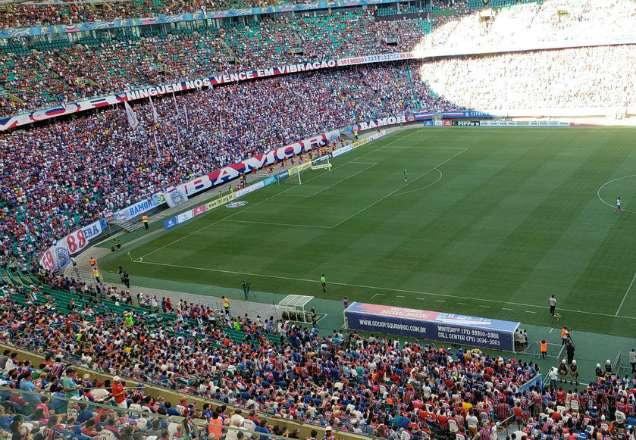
[132,258,636,321]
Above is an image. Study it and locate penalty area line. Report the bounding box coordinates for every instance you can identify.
[132,259,635,320]
[616,272,636,316]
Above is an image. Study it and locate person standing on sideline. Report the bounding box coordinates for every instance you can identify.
[92,267,101,284]
[71,257,80,279]
[241,280,251,300]
[630,348,636,373]
[122,271,130,289]
[343,296,349,309]
[566,339,575,365]
[540,340,548,359]
[560,326,569,345]
[320,274,327,293]
[142,214,149,230]
[549,294,557,317]
[222,296,230,315]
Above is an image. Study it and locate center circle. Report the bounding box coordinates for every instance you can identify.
[597,174,636,213]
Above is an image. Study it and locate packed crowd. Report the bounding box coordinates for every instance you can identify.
[0,63,456,268]
[2,271,636,439]
[0,354,289,439]
[4,0,635,116]
[0,10,429,114]
[414,0,636,55]
[0,0,464,29]
[1,0,276,29]
[0,270,535,439]
[420,45,636,112]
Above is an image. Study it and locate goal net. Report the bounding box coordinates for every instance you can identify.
[310,155,332,171]
[281,156,331,185]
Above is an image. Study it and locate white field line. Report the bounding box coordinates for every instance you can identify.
[392,169,443,197]
[140,130,410,259]
[596,174,636,213]
[134,259,636,320]
[300,161,378,199]
[330,148,469,228]
[616,272,636,316]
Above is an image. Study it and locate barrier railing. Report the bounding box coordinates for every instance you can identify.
[0,386,297,439]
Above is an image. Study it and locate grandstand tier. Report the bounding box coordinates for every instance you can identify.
[1,0,636,438]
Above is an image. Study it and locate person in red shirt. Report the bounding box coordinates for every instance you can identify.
[111,376,127,408]
[513,403,524,425]
[496,401,510,421]
[437,411,449,431]
[556,387,566,406]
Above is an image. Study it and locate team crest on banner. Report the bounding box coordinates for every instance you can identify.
[55,246,71,270]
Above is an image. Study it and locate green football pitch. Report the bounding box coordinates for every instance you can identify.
[102,126,636,339]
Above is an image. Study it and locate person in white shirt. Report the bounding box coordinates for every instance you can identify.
[466,411,479,436]
[230,410,245,429]
[548,294,557,317]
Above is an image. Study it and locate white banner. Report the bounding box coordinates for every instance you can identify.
[164,186,188,208]
[39,219,108,272]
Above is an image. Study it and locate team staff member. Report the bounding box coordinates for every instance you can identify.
[540,340,548,359]
[142,214,149,230]
[548,294,557,317]
[560,326,569,345]
[92,267,101,284]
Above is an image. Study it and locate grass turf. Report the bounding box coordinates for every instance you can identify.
[101,127,636,339]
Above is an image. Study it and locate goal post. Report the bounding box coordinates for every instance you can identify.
[310,155,332,171]
[282,155,332,185]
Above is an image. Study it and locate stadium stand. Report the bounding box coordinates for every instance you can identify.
[0,11,429,115]
[1,270,635,438]
[1,0,636,437]
[415,0,636,53]
[420,46,636,112]
[0,0,467,29]
[0,380,292,439]
[0,63,457,269]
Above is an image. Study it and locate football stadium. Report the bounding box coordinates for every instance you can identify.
[1,0,636,438]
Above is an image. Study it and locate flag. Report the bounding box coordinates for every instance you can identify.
[124,101,139,130]
[149,96,159,125]
[153,131,161,157]
[172,92,179,113]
